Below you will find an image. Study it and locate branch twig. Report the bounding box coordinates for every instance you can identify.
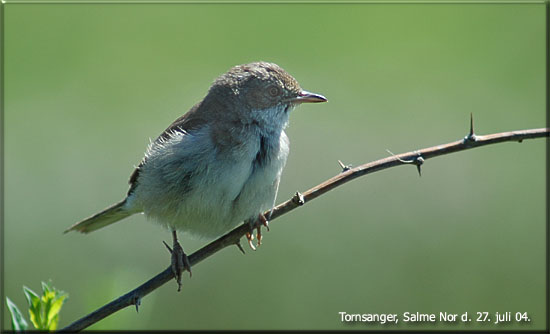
[60,122,549,332]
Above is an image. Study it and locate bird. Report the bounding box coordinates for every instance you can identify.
[65,61,327,290]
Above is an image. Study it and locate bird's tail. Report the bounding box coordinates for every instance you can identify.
[64,200,134,234]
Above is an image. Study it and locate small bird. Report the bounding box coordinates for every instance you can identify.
[65,62,327,290]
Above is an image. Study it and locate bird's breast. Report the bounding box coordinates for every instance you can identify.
[134,125,289,237]
[229,129,289,223]
[216,127,289,203]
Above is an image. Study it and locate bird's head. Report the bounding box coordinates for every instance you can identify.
[209,62,327,133]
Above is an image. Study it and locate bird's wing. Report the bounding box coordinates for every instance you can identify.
[127,101,208,196]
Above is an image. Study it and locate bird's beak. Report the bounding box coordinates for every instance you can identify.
[292,90,328,104]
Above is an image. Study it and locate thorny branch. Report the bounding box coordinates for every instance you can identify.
[60,118,549,332]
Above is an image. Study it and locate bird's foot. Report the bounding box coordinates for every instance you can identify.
[246,213,269,250]
[163,231,191,292]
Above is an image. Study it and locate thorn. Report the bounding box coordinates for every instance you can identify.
[469,112,474,137]
[162,241,173,254]
[133,295,141,313]
[415,156,425,177]
[235,241,246,254]
[292,191,305,206]
[464,113,477,142]
[337,160,352,172]
[387,149,425,176]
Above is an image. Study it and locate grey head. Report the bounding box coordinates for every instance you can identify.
[203,62,327,133]
[154,62,327,138]
[211,61,327,110]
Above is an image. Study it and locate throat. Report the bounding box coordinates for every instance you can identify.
[249,104,290,135]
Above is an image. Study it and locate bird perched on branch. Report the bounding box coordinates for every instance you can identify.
[65,61,327,290]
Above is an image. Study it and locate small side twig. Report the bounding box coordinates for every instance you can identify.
[60,124,549,332]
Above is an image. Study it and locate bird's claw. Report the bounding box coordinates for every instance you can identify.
[258,213,270,231]
[246,231,256,251]
[164,231,191,292]
[246,214,269,250]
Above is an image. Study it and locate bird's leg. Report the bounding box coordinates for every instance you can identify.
[245,213,269,250]
[163,230,191,292]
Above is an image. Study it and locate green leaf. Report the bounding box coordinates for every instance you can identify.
[41,281,52,294]
[5,297,29,331]
[19,282,68,330]
[41,281,68,330]
[41,281,54,328]
[42,292,55,319]
[22,286,39,306]
[23,286,42,329]
[46,294,67,330]
[48,314,60,331]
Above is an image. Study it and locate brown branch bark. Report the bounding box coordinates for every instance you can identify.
[60,124,549,332]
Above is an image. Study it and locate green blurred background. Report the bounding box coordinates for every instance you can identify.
[2,2,546,330]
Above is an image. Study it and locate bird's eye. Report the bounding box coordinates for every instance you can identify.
[268,85,281,97]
